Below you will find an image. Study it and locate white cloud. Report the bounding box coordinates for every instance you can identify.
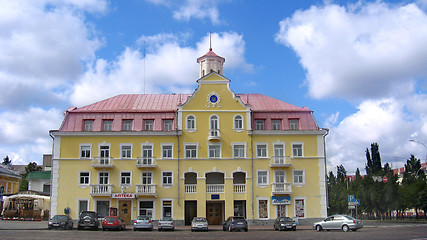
[70,32,253,107]
[275,2,427,100]
[326,97,427,173]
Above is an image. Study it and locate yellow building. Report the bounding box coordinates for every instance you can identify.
[0,165,21,196]
[50,47,328,225]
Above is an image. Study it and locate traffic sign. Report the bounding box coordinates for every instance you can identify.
[348,195,355,202]
[383,176,388,183]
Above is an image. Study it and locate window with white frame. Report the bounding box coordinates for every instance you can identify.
[145,120,154,130]
[84,120,93,131]
[162,200,173,218]
[164,120,173,131]
[233,144,246,158]
[234,115,243,130]
[142,172,152,184]
[295,198,306,218]
[272,120,281,130]
[123,120,133,131]
[289,119,299,130]
[121,145,132,158]
[185,144,198,159]
[275,170,285,183]
[256,144,268,158]
[255,120,264,130]
[100,145,110,159]
[120,172,131,186]
[162,171,173,186]
[293,170,305,184]
[78,200,89,218]
[103,120,112,131]
[80,145,91,158]
[257,170,268,186]
[208,144,221,158]
[162,144,173,159]
[139,201,154,218]
[186,115,196,131]
[142,145,153,164]
[99,171,109,184]
[292,143,303,157]
[209,115,219,137]
[79,172,90,185]
[258,199,269,219]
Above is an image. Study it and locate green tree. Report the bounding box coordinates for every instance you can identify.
[2,155,12,165]
[19,162,43,191]
[400,155,426,218]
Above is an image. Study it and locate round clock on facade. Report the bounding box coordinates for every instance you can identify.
[210,94,218,103]
[206,92,221,108]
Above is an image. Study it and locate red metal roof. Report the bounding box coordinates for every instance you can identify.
[238,94,311,112]
[197,48,225,62]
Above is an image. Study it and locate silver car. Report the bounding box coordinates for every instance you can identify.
[191,217,208,232]
[133,215,153,231]
[313,215,363,232]
[158,217,174,231]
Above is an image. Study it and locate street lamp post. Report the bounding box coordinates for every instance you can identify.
[409,139,427,175]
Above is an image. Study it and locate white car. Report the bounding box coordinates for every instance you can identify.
[313,215,363,232]
[191,217,208,232]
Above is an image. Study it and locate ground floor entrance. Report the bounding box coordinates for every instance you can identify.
[206,201,224,225]
[118,200,132,224]
[184,201,197,226]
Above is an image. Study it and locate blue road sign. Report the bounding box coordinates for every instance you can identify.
[348,195,355,202]
[355,199,360,206]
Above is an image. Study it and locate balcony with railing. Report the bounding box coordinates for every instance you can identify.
[272,183,292,195]
[206,184,224,193]
[185,184,197,193]
[91,157,113,168]
[135,184,157,197]
[90,184,112,196]
[269,156,291,168]
[208,129,220,140]
[136,157,157,168]
[233,184,246,193]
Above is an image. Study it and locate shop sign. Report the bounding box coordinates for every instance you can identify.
[272,196,291,205]
[112,193,135,198]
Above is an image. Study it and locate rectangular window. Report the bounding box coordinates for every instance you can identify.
[121,145,132,158]
[258,200,268,219]
[79,172,90,185]
[84,120,93,131]
[208,144,221,158]
[100,145,110,158]
[295,199,305,218]
[162,145,173,159]
[80,145,91,158]
[96,200,110,218]
[185,144,197,158]
[142,172,152,185]
[78,200,88,215]
[139,201,154,218]
[257,170,268,185]
[255,120,264,130]
[234,115,243,129]
[142,145,153,164]
[145,120,154,130]
[275,170,285,183]
[233,144,245,158]
[121,172,131,186]
[256,144,267,158]
[123,120,133,131]
[293,170,304,184]
[164,120,173,131]
[162,171,173,186]
[289,119,299,130]
[162,200,172,218]
[292,143,303,157]
[99,172,109,184]
[272,120,281,130]
[103,120,113,131]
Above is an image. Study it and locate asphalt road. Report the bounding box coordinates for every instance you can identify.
[0,220,426,240]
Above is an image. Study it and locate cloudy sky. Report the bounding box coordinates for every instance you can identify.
[1,0,427,174]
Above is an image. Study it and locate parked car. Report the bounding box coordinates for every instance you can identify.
[48,215,73,230]
[273,217,296,231]
[77,211,99,231]
[102,216,126,231]
[133,215,153,231]
[223,216,248,232]
[158,217,174,231]
[313,215,363,232]
[191,217,208,232]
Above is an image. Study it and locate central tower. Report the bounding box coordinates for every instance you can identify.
[197,45,225,78]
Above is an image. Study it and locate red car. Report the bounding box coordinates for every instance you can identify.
[102,216,126,231]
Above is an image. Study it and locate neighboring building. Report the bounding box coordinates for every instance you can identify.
[0,165,22,195]
[50,47,328,224]
[26,171,51,195]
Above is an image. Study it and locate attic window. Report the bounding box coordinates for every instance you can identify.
[84,120,93,131]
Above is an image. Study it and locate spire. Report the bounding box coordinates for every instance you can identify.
[197,33,225,78]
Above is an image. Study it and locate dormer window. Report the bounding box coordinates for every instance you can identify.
[164,120,173,131]
[84,120,93,131]
[255,120,265,130]
[272,120,281,130]
[289,119,299,130]
[145,120,154,131]
[103,120,112,131]
[123,120,133,131]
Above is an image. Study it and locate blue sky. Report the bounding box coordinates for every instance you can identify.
[1,0,427,174]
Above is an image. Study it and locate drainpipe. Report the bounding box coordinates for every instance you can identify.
[321,128,329,215]
[250,112,255,222]
[176,111,181,206]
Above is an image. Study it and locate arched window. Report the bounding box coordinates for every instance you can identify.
[186,115,196,131]
[234,115,243,130]
[210,115,219,130]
